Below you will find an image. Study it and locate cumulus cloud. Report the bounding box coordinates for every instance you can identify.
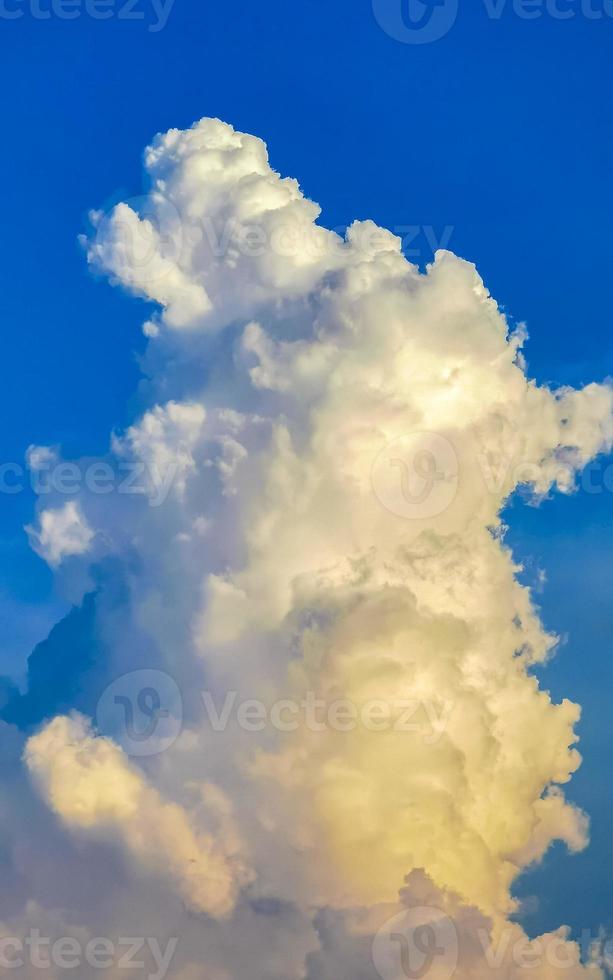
[25,713,251,920]
[112,400,206,502]
[3,116,610,977]
[26,501,94,567]
[305,869,605,980]
[25,444,59,471]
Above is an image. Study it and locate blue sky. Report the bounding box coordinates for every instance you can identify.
[0,0,612,946]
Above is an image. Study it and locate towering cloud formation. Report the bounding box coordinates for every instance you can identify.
[5,118,611,977]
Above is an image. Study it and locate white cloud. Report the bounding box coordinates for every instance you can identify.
[25,444,59,471]
[113,400,206,502]
[2,117,610,978]
[26,501,94,567]
[25,713,251,920]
